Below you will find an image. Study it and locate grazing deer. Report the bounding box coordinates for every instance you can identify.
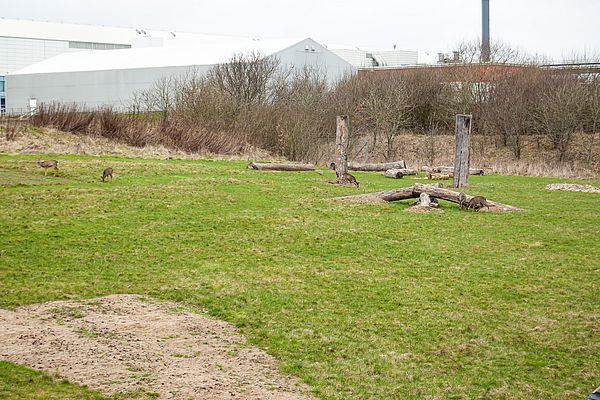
[467,195,490,211]
[340,172,359,187]
[458,191,468,209]
[38,160,59,176]
[101,167,113,182]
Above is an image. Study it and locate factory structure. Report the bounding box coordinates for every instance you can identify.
[1,18,421,114]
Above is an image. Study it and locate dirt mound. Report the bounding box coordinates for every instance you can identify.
[545,183,600,193]
[0,294,314,400]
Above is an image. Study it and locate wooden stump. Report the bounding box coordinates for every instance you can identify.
[453,115,472,188]
[335,116,350,184]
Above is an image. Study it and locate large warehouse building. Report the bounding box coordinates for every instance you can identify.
[6,37,354,113]
[2,18,423,114]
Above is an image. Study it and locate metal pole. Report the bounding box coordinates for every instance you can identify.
[482,0,490,63]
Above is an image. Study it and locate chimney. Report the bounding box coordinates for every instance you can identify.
[482,0,490,62]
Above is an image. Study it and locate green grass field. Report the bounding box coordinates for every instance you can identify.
[1,154,598,399]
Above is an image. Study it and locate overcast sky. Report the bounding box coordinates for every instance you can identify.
[3,0,599,60]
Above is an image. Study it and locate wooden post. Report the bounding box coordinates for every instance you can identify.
[335,115,350,184]
[453,114,472,188]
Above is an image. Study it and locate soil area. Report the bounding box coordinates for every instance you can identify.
[545,183,600,193]
[0,294,315,400]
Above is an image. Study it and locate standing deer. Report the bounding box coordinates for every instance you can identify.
[101,167,113,182]
[38,160,59,176]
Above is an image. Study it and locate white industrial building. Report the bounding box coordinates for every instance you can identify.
[329,47,418,68]
[2,18,425,114]
[6,37,354,113]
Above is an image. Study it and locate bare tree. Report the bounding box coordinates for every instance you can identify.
[207,52,280,106]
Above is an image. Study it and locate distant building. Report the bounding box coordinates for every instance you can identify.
[2,19,354,113]
[329,47,418,68]
[6,37,354,113]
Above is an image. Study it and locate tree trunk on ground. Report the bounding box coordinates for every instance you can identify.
[248,162,315,171]
[383,169,404,179]
[382,168,418,178]
[347,161,407,171]
[332,183,525,212]
[453,114,473,188]
[423,165,483,176]
[335,115,350,184]
[412,183,525,212]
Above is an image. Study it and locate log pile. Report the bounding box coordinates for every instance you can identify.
[332,183,525,213]
[248,162,315,171]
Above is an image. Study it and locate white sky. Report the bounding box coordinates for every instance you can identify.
[3,0,599,61]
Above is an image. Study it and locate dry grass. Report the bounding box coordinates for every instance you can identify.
[0,125,272,162]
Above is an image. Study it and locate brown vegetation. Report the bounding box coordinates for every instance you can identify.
[21,48,600,177]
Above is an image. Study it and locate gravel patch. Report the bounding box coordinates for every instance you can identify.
[545,183,600,193]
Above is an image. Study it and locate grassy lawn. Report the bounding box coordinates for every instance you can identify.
[0,154,598,399]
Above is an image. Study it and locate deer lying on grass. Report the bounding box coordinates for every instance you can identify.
[38,160,59,176]
[337,172,359,187]
[101,167,113,182]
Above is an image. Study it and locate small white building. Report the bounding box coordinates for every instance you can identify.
[6,37,354,113]
[329,46,419,68]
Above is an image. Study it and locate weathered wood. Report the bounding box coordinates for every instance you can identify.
[332,183,525,212]
[383,169,404,179]
[332,186,416,203]
[348,161,407,171]
[427,172,452,180]
[335,115,350,184]
[419,193,432,207]
[412,183,525,212]
[248,162,315,171]
[382,168,417,178]
[453,114,473,188]
[423,165,483,176]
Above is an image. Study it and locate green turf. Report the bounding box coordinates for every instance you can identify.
[0,154,598,399]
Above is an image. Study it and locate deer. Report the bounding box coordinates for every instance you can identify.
[339,172,359,187]
[467,195,490,211]
[101,167,113,182]
[38,160,59,176]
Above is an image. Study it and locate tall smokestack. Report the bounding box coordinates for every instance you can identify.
[482,0,490,62]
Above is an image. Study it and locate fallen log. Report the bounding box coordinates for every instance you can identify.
[331,186,416,203]
[412,183,525,212]
[331,183,525,212]
[427,172,452,180]
[383,169,403,179]
[422,165,484,176]
[348,161,407,171]
[248,162,315,171]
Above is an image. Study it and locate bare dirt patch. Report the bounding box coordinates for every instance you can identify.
[0,294,315,400]
[545,183,600,193]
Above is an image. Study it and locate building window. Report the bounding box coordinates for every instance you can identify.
[69,41,131,50]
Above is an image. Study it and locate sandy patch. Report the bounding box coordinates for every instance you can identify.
[545,183,600,193]
[0,294,315,400]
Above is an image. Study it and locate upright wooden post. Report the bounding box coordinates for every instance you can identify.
[335,115,350,184]
[453,114,472,188]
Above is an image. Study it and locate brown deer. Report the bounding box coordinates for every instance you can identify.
[341,172,359,187]
[101,167,113,182]
[38,160,59,176]
[467,196,490,211]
